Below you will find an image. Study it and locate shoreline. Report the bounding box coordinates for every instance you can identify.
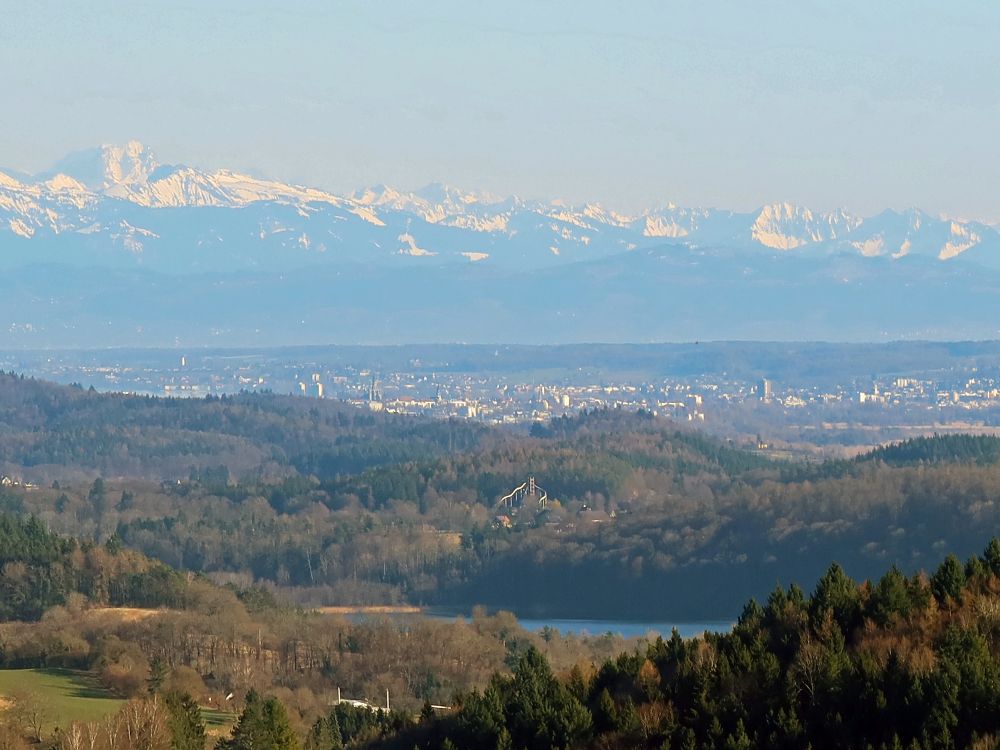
[314,605,424,615]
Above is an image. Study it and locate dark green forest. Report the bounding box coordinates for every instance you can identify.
[342,539,1000,749]
[0,371,489,480]
[4,373,1000,747]
[7,507,1000,748]
[0,512,189,620]
[5,372,1000,618]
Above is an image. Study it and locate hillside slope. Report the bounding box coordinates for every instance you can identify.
[0,372,488,481]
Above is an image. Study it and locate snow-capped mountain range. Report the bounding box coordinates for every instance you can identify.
[2,140,999,273]
[5,141,1000,347]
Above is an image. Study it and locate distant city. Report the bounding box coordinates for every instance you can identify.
[5,345,1000,454]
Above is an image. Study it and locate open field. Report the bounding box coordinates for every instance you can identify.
[0,669,234,736]
[83,607,167,623]
[201,707,236,737]
[0,669,122,730]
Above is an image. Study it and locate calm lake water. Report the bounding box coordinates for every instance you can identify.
[513,619,732,639]
[422,610,732,639]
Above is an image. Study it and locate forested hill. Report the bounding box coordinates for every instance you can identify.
[362,540,1000,750]
[0,511,193,619]
[861,433,1000,466]
[0,371,489,481]
[7,371,1000,621]
[0,371,761,486]
[779,433,1000,483]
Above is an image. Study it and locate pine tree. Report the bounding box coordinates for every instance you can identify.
[594,688,618,734]
[505,647,592,749]
[217,691,300,750]
[89,477,108,539]
[305,716,343,750]
[930,555,965,606]
[723,720,753,750]
[147,656,169,694]
[984,538,1000,578]
[810,563,861,633]
[164,691,207,750]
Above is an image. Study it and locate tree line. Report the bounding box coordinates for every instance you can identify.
[18,539,1000,749]
[10,424,1000,618]
[312,539,1000,749]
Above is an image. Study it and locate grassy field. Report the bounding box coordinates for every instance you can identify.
[0,669,122,729]
[202,707,236,735]
[0,668,236,735]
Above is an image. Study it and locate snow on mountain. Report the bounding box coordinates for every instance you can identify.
[628,203,862,251]
[632,206,745,243]
[0,171,25,190]
[829,209,1000,264]
[356,184,640,244]
[131,166,386,225]
[45,140,160,196]
[750,203,861,250]
[354,183,520,232]
[2,141,1000,272]
[0,167,98,238]
[44,141,384,225]
[539,201,630,232]
[43,174,89,193]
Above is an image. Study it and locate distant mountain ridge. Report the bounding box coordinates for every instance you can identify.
[2,140,1000,272]
[3,141,1000,346]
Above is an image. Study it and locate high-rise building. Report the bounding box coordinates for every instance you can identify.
[760,378,773,401]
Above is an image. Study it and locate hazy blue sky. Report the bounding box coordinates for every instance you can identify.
[2,1,999,219]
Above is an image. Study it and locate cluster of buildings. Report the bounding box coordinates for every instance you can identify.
[5,351,1000,436]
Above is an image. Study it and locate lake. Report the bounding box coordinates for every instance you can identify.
[514,618,733,639]
[422,609,732,639]
[332,607,733,639]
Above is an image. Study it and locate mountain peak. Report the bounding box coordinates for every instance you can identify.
[4,141,999,270]
[98,140,159,188]
[0,171,24,189]
[748,202,862,251]
[414,182,479,206]
[757,201,811,219]
[352,184,406,206]
[42,173,88,192]
[45,140,159,192]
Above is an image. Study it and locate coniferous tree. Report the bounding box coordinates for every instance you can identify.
[985,538,1000,578]
[930,554,965,605]
[217,691,300,750]
[164,692,207,750]
[810,563,861,633]
[305,716,343,750]
[147,656,169,694]
[89,477,108,537]
[505,647,592,750]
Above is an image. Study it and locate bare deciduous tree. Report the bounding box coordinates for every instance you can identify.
[10,690,48,742]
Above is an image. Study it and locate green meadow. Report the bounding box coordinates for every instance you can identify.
[0,669,122,729]
[0,669,233,734]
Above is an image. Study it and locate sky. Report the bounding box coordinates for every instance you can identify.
[1,0,999,220]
